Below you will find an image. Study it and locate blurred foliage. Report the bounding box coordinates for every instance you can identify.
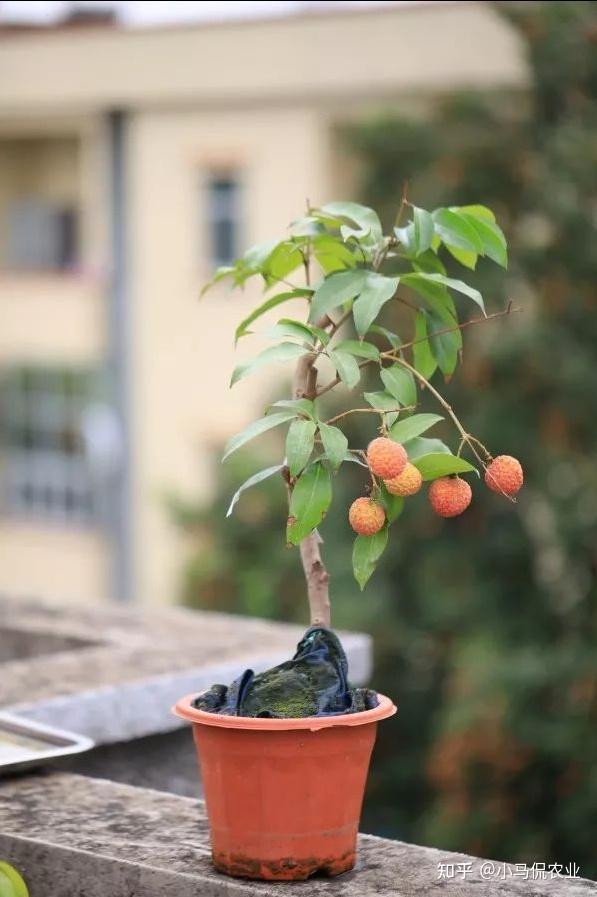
[173,1,597,876]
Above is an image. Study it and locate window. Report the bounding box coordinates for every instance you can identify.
[0,366,97,524]
[0,135,81,272]
[5,199,78,272]
[207,173,241,268]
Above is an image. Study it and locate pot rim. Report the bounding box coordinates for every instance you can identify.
[172,692,396,731]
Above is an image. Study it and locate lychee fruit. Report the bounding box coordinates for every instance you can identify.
[428,476,472,518]
[367,437,407,480]
[384,462,423,497]
[485,455,523,496]
[349,497,386,536]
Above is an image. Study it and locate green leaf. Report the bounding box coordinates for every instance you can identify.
[413,311,437,379]
[264,240,304,285]
[380,365,417,407]
[336,451,367,468]
[231,342,308,386]
[404,436,452,460]
[459,204,496,222]
[404,282,461,376]
[413,250,447,275]
[309,269,367,323]
[353,273,399,336]
[352,526,388,590]
[287,462,332,545]
[310,326,332,346]
[379,485,404,524]
[330,349,361,389]
[395,206,434,256]
[266,318,330,346]
[265,319,317,344]
[389,413,443,444]
[370,325,401,349]
[205,250,265,292]
[217,239,280,289]
[364,390,400,411]
[286,419,317,476]
[312,234,357,273]
[427,309,461,377]
[433,208,484,253]
[413,453,476,480]
[226,464,283,517]
[406,272,485,314]
[401,272,456,318]
[289,215,326,237]
[364,389,400,427]
[234,289,311,343]
[0,862,29,897]
[333,339,380,360]
[242,239,279,270]
[319,201,383,244]
[445,244,478,270]
[268,398,316,419]
[411,206,435,253]
[459,211,508,268]
[318,423,348,470]
[201,265,236,296]
[223,410,296,461]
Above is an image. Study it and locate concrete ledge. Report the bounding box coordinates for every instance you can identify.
[0,773,594,897]
[0,596,371,744]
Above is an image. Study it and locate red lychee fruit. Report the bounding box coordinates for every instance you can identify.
[384,462,423,497]
[485,455,524,496]
[428,476,472,518]
[367,437,407,480]
[348,497,386,536]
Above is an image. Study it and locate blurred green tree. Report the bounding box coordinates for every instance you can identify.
[172,1,597,875]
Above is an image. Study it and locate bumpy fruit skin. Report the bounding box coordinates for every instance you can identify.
[485,455,524,496]
[349,497,386,535]
[367,437,407,479]
[428,476,472,518]
[384,462,423,497]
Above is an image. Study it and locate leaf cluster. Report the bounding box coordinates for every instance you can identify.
[204,199,507,586]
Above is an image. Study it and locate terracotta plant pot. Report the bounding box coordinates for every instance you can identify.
[173,692,396,881]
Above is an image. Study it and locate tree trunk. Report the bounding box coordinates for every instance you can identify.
[292,351,331,628]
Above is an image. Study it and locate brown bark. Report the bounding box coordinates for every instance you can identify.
[299,530,331,628]
[291,346,331,629]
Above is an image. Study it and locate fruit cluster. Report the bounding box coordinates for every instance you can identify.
[349,437,523,535]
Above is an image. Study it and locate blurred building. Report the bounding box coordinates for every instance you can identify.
[0,2,526,606]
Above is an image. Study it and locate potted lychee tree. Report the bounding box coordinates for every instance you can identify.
[174,199,522,881]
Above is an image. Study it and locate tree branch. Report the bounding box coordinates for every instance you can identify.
[299,530,330,628]
[315,301,519,398]
[316,359,371,398]
[291,246,331,628]
[389,301,521,356]
[324,406,412,427]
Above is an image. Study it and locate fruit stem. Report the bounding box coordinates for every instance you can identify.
[393,356,490,470]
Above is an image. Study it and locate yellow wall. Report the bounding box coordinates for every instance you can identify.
[0,115,110,364]
[0,276,106,363]
[0,116,111,606]
[0,521,110,606]
[128,104,333,604]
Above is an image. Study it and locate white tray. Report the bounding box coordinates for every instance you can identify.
[0,712,93,774]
